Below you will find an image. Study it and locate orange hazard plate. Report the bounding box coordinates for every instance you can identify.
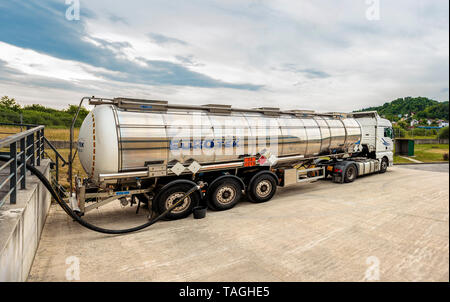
[327,166,333,171]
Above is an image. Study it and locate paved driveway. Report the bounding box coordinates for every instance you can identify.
[28,165,449,281]
[397,163,448,173]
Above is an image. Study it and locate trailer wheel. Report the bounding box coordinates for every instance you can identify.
[247,173,277,203]
[344,164,357,183]
[156,183,199,220]
[379,157,388,173]
[207,178,242,211]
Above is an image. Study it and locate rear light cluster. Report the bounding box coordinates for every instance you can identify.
[334,168,342,173]
[244,157,256,167]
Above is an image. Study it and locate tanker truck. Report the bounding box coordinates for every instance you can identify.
[70,97,393,220]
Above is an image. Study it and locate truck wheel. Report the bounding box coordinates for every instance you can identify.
[247,173,277,203]
[207,178,242,211]
[344,164,357,183]
[156,183,199,220]
[379,157,388,173]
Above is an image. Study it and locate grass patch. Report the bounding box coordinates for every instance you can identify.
[45,148,87,189]
[413,144,449,162]
[393,155,414,164]
[394,142,449,163]
[1,126,78,141]
[394,143,449,163]
[404,135,438,140]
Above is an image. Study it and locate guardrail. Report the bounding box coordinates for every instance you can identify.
[0,123,45,207]
[42,136,68,182]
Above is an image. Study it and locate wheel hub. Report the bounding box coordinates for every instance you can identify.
[166,192,191,213]
[216,186,236,205]
[256,180,272,198]
[347,167,355,179]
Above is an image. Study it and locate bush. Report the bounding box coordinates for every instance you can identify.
[393,126,406,138]
[412,128,427,136]
[0,96,89,128]
[438,126,449,139]
[444,153,449,161]
[0,108,21,123]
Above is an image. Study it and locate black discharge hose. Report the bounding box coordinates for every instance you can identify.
[0,155,202,234]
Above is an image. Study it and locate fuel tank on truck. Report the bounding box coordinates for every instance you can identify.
[77,103,363,181]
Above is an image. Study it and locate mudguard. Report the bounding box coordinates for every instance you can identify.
[332,161,358,183]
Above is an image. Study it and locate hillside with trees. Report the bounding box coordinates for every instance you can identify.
[356,96,449,121]
[0,96,89,128]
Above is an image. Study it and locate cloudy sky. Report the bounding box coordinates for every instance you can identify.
[0,0,448,112]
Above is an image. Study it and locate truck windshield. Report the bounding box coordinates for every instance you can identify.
[384,127,393,139]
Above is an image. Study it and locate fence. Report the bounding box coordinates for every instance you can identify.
[0,123,69,208]
[393,127,440,139]
[0,123,44,207]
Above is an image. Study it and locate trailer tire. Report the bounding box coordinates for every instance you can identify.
[207,177,242,211]
[344,164,357,183]
[247,173,277,203]
[379,157,388,173]
[156,183,200,220]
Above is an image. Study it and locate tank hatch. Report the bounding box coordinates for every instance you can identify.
[113,97,168,112]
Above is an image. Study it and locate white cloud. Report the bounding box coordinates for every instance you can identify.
[0,0,448,111]
[0,42,118,82]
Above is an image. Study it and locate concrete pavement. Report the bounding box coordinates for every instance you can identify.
[28,165,449,282]
[398,163,448,173]
[398,156,423,163]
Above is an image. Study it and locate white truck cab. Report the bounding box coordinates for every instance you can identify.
[375,117,394,167]
[351,111,394,168]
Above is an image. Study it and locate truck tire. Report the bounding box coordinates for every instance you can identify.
[207,177,242,211]
[247,173,277,203]
[156,183,199,220]
[344,164,357,183]
[379,157,388,173]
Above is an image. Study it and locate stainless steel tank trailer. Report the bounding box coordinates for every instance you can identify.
[68,96,394,221]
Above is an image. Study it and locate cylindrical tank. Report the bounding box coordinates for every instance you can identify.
[77,105,362,179]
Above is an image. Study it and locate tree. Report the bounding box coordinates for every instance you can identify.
[397,120,408,130]
[393,126,406,137]
[0,96,90,128]
[0,96,21,111]
[356,97,449,121]
[438,126,449,139]
[65,105,89,120]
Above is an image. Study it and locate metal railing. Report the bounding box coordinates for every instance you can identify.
[0,123,45,207]
[42,136,68,182]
